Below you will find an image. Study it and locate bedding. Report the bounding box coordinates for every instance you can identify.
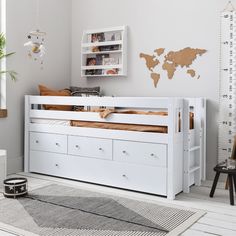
[38,85,72,111]
[70,86,101,111]
[71,109,169,133]
[30,108,194,133]
[31,118,70,126]
[70,120,168,133]
[89,108,168,119]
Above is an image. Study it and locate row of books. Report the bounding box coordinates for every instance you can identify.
[86,54,119,66]
[85,68,119,76]
[88,32,122,43]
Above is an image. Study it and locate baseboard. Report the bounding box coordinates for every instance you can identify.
[7,156,23,175]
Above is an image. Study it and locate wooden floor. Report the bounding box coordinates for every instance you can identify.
[0,172,236,236]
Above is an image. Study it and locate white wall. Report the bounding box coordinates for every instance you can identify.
[0,0,71,173]
[71,0,229,180]
[0,0,230,179]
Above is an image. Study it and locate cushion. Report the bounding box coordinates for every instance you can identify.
[70,86,101,111]
[70,86,100,96]
[38,84,72,111]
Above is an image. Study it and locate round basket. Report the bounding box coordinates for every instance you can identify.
[3,177,28,198]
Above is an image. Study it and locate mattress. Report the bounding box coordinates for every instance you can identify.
[71,120,168,133]
[30,109,193,133]
[31,118,70,126]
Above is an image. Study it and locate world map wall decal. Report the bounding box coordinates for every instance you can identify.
[140,47,207,87]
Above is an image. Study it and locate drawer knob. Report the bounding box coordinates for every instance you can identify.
[99,147,103,151]
[122,150,127,154]
[55,164,59,167]
[55,143,60,146]
[150,153,158,158]
[35,140,39,144]
[75,145,80,149]
[122,174,127,178]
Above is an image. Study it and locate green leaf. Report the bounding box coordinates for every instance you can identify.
[0,33,17,81]
[0,70,18,81]
[0,52,15,60]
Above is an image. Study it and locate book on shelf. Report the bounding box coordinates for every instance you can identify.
[96,54,109,65]
[85,69,103,76]
[85,68,119,76]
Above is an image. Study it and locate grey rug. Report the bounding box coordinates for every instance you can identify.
[0,184,204,236]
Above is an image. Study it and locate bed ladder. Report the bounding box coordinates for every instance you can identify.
[183,98,205,193]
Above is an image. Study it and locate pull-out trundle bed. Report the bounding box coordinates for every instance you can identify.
[24,96,206,200]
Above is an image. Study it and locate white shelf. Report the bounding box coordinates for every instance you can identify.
[81,26,127,78]
[82,65,122,70]
[82,40,122,48]
[82,74,125,78]
[84,26,125,34]
[82,50,122,55]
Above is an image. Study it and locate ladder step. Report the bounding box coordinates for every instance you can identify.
[189,166,200,173]
[189,146,200,152]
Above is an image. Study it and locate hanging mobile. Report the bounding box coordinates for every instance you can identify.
[24,0,46,67]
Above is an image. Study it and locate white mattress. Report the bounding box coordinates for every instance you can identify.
[31,118,71,126]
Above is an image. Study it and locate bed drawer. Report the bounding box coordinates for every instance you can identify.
[115,164,167,195]
[30,132,67,154]
[30,151,68,176]
[113,140,167,167]
[68,135,112,160]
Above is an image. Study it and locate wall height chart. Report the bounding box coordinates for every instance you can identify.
[218,2,236,163]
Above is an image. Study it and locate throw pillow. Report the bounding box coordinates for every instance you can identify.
[38,84,72,111]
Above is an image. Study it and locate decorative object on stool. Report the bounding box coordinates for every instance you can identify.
[210,163,236,205]
[3,178,28,198]
[0,150,7,188]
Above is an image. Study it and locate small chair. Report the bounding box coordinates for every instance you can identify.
[209,136,236,205]
[210,166,236,205]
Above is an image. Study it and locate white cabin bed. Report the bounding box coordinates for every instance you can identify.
[24,96,206,200]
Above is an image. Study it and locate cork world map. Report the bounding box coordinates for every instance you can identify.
[140,47,207,87]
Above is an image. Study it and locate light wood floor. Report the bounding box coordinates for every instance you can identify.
[0,172,236,236]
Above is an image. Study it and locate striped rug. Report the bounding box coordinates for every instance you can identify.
[0,184,204,236]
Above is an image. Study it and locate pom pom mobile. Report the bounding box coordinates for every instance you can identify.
[24,0,46,67]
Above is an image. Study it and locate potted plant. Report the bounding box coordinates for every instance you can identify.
[0,33,17,118]
[0,33,17,81]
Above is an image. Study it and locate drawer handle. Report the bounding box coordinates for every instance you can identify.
[150,153,158,158]
[122,150,127,154]
[75,145,80,149]
[55,164,59,167]
[122,174,127,178]
[55,143,60,146]
[98,147,103,151]
[35,140,39,144]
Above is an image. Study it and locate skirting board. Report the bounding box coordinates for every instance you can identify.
[7,156,23,175]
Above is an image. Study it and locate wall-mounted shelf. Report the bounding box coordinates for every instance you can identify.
[81,26,127,78]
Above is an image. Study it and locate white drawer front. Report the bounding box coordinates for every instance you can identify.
[113,140,167,167]
[68,136,112,160]
[30,132,67,154]
[30,151,167,196]
[30,151,68,176]
[116,164,167,195]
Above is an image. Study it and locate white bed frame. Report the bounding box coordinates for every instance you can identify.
[24,96,206,200]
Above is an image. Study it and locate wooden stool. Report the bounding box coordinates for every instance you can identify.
[210,166,236,205]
